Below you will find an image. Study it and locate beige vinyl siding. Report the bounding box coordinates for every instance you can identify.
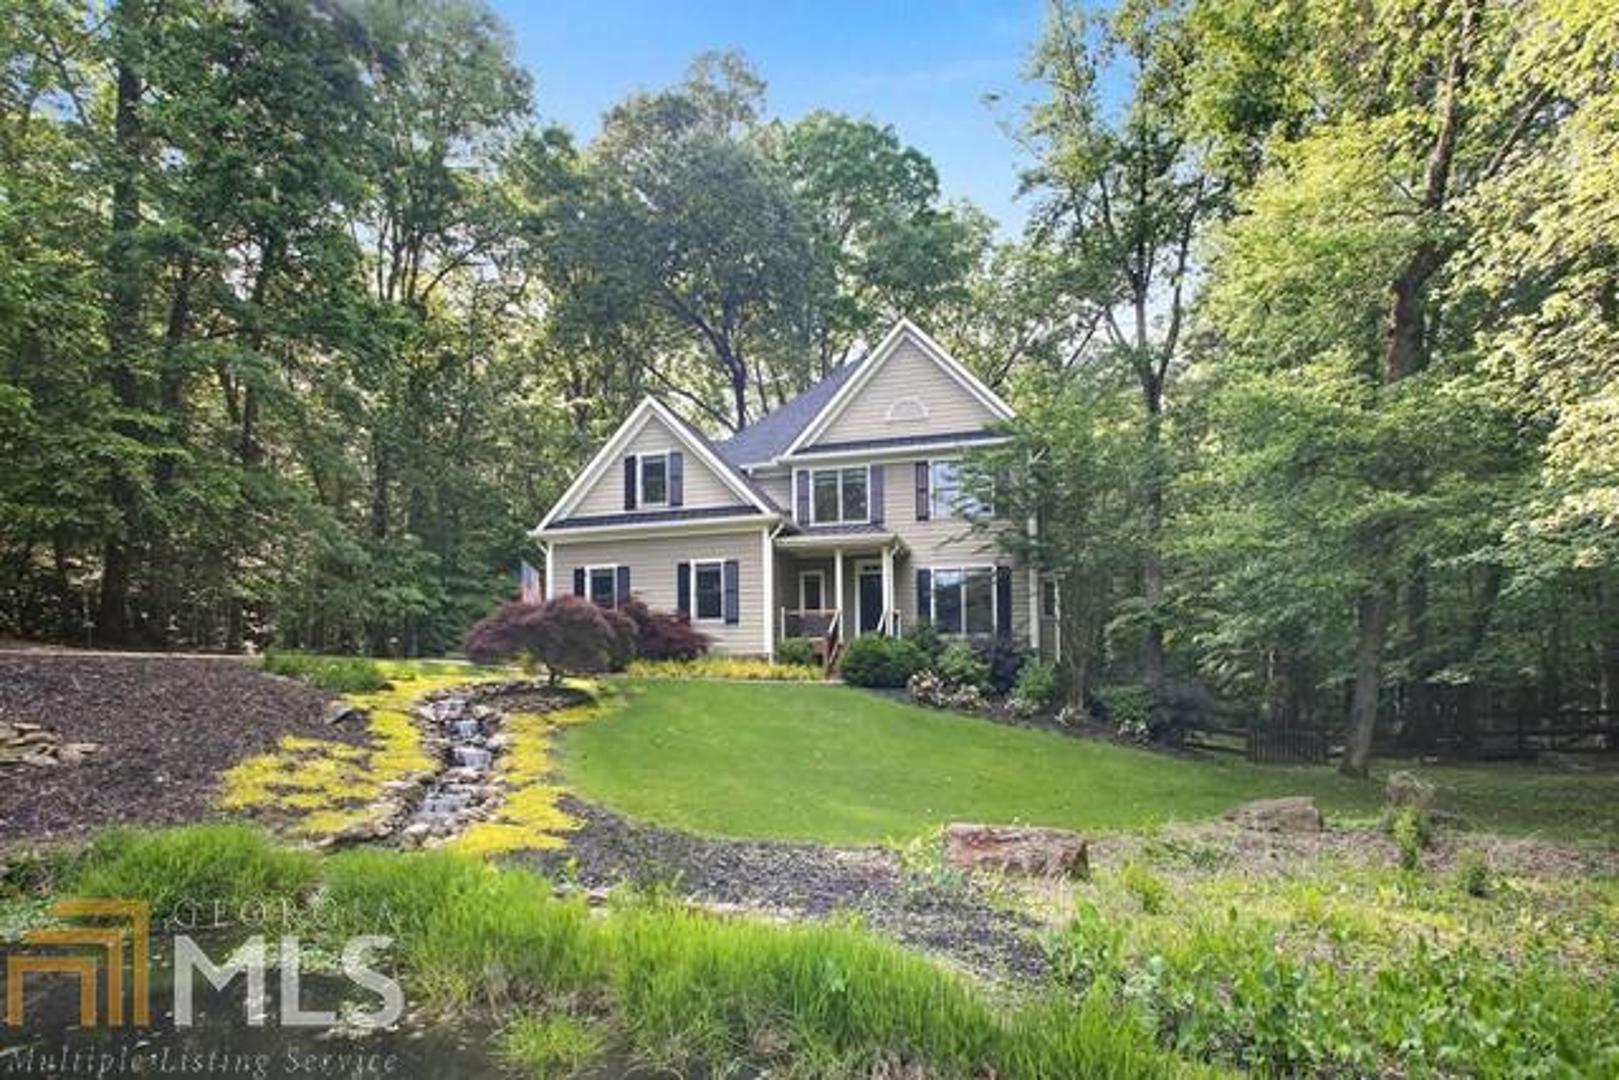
[574,413,749,517]
[551,529,767,655]
[751,468,792,510]
[875,461,1031,643]
[809,338,1001,448]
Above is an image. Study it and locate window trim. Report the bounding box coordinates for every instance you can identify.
[638,450,670,508]
[921,563,998,636]
[586,564,621,609]
[928,458,992,520]
[798,569,827,612]
[807,464,871,526]
[688,557,726,624]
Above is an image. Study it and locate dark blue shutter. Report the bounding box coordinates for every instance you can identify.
[616,566,631,608]
[916,569,932,625]
[794,469,810,523]
[869,464,884,525]
[914,461,930,521]
[677,562,691,617]
[995,566,1013,638]
[723,559,740,625]
[668,451,684,507]
[623,455,638,510]
[572,568,586,597]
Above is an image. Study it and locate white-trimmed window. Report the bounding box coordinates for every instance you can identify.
[929,459,991,519]
[926,566,995,635]
[639,452,669,506]
[809,466,869,525]
[588,565,619,609]
[693,559,724,622]
[799,570,826,611]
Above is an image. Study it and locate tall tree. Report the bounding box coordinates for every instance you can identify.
[1022,0,1224,722]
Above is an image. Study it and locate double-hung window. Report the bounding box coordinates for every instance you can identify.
[808,466,869,525]
[925,567,995,635]
[929,460,991,519]
[588,566,619,609]
[693,560,724,621]
[640,452,669,506]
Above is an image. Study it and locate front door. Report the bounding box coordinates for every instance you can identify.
[857,564,883,635]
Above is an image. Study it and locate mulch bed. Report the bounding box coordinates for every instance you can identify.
[521,795,1050,983]
[0,653,348,844]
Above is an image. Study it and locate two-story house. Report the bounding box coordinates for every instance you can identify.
[533,320,1054,661]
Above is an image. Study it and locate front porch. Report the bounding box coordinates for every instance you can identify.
[775,531,907,667]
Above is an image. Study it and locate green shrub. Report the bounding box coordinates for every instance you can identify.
[263,651,389,693]
[902,621,945,664]
[1011,661,1060,716]
[1095,685,1149,741]
[1454,850,1491,898]
[774,637,816,666]
[839,636,925,689]
[935,643,990,690]
[1389,804,1431,871]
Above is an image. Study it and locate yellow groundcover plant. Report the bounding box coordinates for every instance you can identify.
[220,662,498,840]
[220,661,614,852]
[450,691,619,857]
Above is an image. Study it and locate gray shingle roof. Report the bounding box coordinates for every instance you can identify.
[654,400,785,512]
[549,505,762,530]
[790,429,1008,456]
[713,357,867,467]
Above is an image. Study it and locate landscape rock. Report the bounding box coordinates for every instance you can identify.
[324,701,368,726]
[942,823,1090,878]
[1225,796,1324,833]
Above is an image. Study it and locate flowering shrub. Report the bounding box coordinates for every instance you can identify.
[907,669,987,712]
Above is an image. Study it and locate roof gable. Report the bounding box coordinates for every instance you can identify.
[786,320,1013,458]
[535,398,777,534]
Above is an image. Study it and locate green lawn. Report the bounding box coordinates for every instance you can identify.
[561,681,1619,844]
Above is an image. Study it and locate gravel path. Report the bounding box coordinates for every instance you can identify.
[521,796,1050,983]
[0,653,344,843]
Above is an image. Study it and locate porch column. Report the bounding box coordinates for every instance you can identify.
[834,548,845,630]
[760,526,774,655]
[881,543,894,635]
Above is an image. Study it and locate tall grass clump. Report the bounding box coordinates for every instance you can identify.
[326,849,599,1016]
[262,651,389,693]
[72,824,318,918]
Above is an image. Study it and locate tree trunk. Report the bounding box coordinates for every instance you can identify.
[1598,580,1619,716]
[1139,375,1167,725]
[95,23,147,645]
[1341,584,1391,777]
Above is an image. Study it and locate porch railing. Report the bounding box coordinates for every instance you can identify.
[781,607,838,639]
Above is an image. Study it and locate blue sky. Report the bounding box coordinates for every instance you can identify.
[489,0,1051,235]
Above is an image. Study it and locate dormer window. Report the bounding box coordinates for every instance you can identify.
[640,452,669,506]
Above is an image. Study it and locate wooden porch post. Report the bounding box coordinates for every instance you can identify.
[881,543,894,634]
[834,548,845,628]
